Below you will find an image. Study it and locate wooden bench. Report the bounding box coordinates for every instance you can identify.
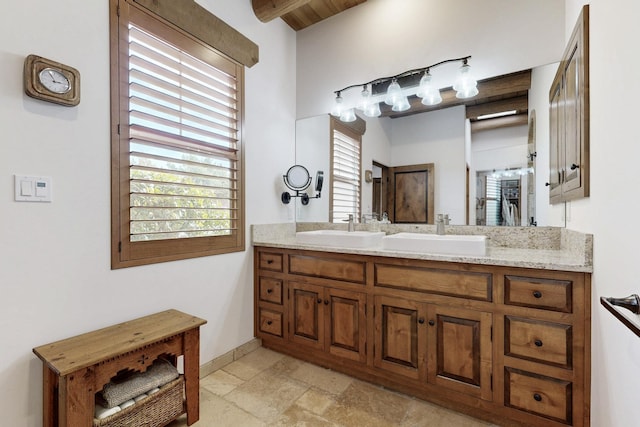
[33,309,207,427]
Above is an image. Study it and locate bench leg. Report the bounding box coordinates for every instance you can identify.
[183,328,200,425]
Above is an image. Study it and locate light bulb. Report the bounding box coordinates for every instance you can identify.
[392,96,410,112]
[358,86,370,111]
[330,94,344,117]
[363,101,381,118]
[384,79,403,106]
[416,71,442,106]
[454,62,478,99]
[340,108,356,122]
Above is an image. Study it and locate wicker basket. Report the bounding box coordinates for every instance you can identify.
[93,376,185,427]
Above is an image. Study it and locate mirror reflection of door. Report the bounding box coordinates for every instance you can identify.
[388,163,435,224]
[476,170,524,226]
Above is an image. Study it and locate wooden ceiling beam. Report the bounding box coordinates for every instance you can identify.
[470,113,528,132]
[252,0,313,23]
[466,95,528,120]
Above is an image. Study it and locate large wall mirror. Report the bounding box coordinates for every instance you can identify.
[294,62,560,227]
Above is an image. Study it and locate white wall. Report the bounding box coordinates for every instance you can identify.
[390,107,467,223]
[294,115,330,221]
[568,1,640,426]
[0,0,296,425]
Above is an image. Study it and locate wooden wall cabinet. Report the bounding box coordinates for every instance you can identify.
[549,5,589,204]
[254,247,591,426]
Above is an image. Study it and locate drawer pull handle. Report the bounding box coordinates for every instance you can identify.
[418,318,425,324]
[533,291,542,298]
[266,320,273,325]
[267,259,274,264]
[428,320,435,326]
[533,393,542,402]
[267,289,273,294]
[534,339,543,347]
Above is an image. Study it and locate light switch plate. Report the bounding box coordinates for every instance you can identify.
[14,175,52,202]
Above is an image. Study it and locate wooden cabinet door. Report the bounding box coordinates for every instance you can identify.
[289,282,324,350]
[325,288,367,363]
[374,296,427,380]
[426,305,493,400]
[388,163,434,224]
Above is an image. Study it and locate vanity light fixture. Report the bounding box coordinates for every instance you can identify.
[331,56,477,122]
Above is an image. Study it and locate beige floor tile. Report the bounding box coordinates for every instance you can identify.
[166,389,265,427]
[400,399,496,427]
[286,361,354,395]
[267,355,307,377]
[327,380,413,425]
[224,368,309,421]
[222,347,286,381]
[268,405,339,427]
[294,388,336,415]
[200,369,245,396]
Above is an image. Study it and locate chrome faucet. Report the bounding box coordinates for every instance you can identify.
[436,214,445,235]
[345,214,355,232]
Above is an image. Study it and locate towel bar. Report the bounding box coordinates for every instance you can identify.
[600,294,640,337]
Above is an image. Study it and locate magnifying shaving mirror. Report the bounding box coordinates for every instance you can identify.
[281,165,323,205]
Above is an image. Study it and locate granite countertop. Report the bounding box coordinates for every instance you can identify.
[251,223,593,273]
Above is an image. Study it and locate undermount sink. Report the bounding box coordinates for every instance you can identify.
[296,230,385,248]
[382,232,487,256]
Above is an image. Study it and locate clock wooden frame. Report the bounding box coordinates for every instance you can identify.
[24,55,80,106]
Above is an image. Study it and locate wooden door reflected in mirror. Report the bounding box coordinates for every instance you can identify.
[388,163,435,224]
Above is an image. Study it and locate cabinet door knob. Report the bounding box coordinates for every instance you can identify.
[534,339,543,347]
[571,163,580,170]
[533,393,542,402]
[418,318,425,324]
[545,182,550,187]
[533,291,542,298]
[266,320,273,325]
[317,298,322,304]
[324,300,330,305]
[428,320,435,326]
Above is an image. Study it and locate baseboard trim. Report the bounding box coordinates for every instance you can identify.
[199,338,262,378]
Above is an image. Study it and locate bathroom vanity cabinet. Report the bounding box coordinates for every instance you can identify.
[254,246,591,427]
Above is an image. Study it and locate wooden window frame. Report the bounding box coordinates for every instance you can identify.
[110,0,245,268]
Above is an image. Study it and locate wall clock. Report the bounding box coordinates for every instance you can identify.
[24,55,80,106]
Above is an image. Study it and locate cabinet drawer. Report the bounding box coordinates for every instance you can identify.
[504,275,572,313]
[258,308,283,337]
[505,367,572,424]
[259,252,284,272]
[259,277,283,305]
[289,254,366,284]
[505,317,572,368]
[375,264,492,301]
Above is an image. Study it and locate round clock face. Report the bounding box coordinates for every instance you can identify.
[38,68,71,94]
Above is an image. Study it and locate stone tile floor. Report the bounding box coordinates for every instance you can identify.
[167,347,497,427]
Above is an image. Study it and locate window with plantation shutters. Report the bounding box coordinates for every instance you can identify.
[330,120,362,223]
[111,1,245,268]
